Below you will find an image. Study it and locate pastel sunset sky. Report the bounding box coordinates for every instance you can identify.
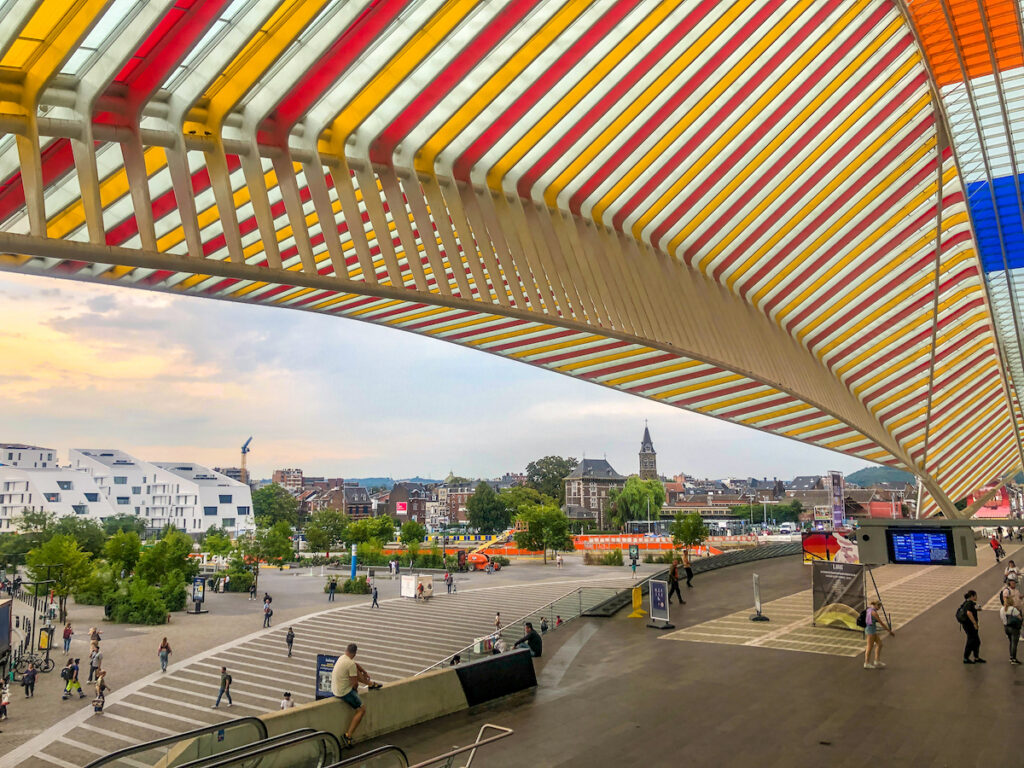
[1,270,874,481]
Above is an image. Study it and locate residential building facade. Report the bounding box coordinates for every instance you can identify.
[272,468,304,492]
[0,444,57,469]
[563,459,627,528]
[0,467,114,530]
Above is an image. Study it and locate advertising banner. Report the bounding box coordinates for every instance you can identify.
[828,471,845,527]
[811,561,865,631]
[802,531,860,564]
[649,580,669,623]
[316,654,339,699]
[192,576,206,604]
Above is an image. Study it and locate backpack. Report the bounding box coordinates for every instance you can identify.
[60,667,71,681]
[956,601,970,624]
[856,609,867,628]
[267,608,273,617]
[1007,611,1023,631]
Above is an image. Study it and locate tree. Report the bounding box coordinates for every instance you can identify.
[344,519,371,544]
[259,521,295,563]
[201,526,233,556]
[608,477,666,530]
[466,482,510,534]
[368,516,395,543]
[26,534,92,622]
[525,456,578,505]
[252,483,298,528]
[15,509,56,548]
[52,517,106,558]
[670,512,707,552]
[104,530,142,574]
[305,510,349,553]
[499,486,550,518]
[401,521,427,556]
[103,514,147,538]
[137,527,197,586]
[514,504,574,564]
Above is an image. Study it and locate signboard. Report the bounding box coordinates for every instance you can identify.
[396,501,408,514]
[812,506,832,522]
[316,654,339,699]
[811,561,865,631]
[628,544,639,561]
[400,574,417,598]
[828,471,845,528]
[802,531,859,564]
[192,576,206,604]
[886,528,956,565]
[649,580,669,623]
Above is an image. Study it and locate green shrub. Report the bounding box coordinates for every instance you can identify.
[107,581,168,625]
[342,576,371,594]
[160,579,187,612]
[74,564,116,606]
[491,555,510,567]
[224,570,253,592]
[323,577,341,593]
[583,550,624,566]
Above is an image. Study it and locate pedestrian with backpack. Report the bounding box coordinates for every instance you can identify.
[263,601,273,628]
[861,600,893,669]
[285,627,295,657]
[1000,585,1022,665]
[20,663,35,698]
[958,590,985,664]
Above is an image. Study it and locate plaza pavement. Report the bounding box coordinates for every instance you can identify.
[0,557,656,768]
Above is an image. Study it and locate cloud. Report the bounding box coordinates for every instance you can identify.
[0,271,875,481]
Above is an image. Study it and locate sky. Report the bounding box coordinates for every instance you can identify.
[0,270,877,482]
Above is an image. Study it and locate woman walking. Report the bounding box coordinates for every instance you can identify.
[62,623,73,654]
[863,600,894,669]
[93,670,110,714]
[959,590,986,664]
[1001,587,1022,665]
[158,637,172,672]
[20,663,36,698]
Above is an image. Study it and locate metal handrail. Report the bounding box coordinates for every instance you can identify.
[201,730,343,768]
[416,586,619,674]
[82,716,268,768]
[407,724,513,768]
[176,729,318,768]
[326,744,409,767]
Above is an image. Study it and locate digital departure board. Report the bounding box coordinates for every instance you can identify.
[885,528,956,566]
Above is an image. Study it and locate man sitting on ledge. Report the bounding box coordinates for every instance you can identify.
[331,643,382,749]
[513,622,543,658]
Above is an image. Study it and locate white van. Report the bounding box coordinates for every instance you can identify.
[779,523,799,535]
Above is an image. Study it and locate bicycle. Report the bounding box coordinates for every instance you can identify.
[14,650,55,676]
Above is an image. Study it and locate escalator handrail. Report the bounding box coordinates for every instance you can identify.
[201,729,343,768]
[175,728,319,768]
[325,744,410,767]
[82,716,268,768]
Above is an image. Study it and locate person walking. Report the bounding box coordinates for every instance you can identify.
[494,612,502,632]
[667,559,685,605]
[286,628,295,657]
[328,579,337,602]
[444,571,452,594]
[958,590,985,664]
[682,548,694,588]
[92,670,110,714]
[263,601,273,628]
[88,627,101,645]
[1001,584,1022,665]
[62,659,85,700]
[213,667,233,708]
[0,682,9,721]
[158,637,172,672]
[88,643,102,684]
[62,623,73,654]
[370,585,379,609]
[248,582,257,601]
[20,663,36,698]
[862,599,894,668]
[331,643,382,749]
[991,536,1003,563]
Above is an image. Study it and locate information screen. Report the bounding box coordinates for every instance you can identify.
[885,528,956,566]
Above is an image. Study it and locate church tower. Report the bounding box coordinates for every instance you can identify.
[639,423,657,480]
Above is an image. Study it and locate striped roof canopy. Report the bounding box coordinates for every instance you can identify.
[0,0,1021,516]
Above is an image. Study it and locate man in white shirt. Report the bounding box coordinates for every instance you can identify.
[331,644,381,749]
[279,691,294,710]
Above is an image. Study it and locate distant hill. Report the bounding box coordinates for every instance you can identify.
[348,477,442,490]
[846,466,915,487]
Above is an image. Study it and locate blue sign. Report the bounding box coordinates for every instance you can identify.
[192,576,206,604]
[649,579,669,622]
[886,528,955,566]
[316,654,339,700]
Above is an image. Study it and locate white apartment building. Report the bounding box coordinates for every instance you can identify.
[0,467,115,530]
[154,462,254,534]
[0,444,57,468]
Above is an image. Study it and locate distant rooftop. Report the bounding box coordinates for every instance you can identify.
[565,458,626,481]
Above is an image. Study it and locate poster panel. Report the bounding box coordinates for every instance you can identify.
[649,580,669,622]
[192,576,206,603]
[802,531,860,564]
[316,654,339,699]
[811,561,865,631]
[828,471,845,527]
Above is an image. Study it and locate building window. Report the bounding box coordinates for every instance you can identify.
[72,505,87,515]
[222,518,235,529]
[204,506,217,515]
[114,477,127,485]
[44,492,60,502]
[219,494,232,504]
[236,506,250,515]
[85,493,99,502]
[132,487,141,494]
[117,497,130,505]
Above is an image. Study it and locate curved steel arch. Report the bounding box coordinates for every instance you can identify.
[0,0,1021,516]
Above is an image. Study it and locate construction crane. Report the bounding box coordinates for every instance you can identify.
[240,436,253,485]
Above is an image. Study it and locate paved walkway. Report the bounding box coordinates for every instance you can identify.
[660,544,1016,657]
[1,573,635,768]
